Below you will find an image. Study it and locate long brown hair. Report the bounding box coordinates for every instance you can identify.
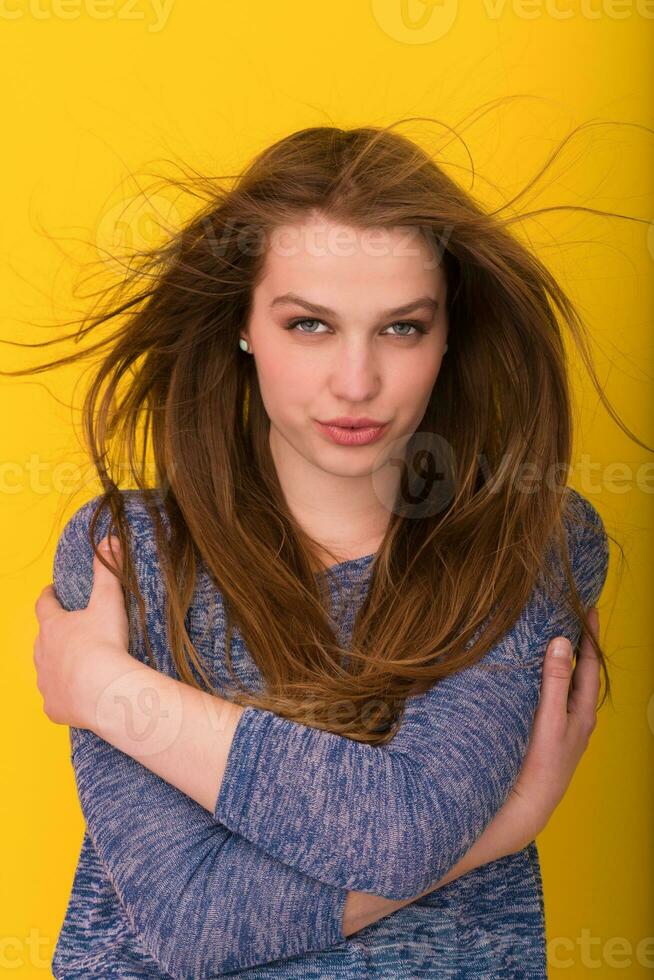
[4,118,649,743]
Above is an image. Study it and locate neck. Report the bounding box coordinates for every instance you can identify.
[269,423,396,563]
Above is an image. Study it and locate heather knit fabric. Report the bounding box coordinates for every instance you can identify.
[51,487,609,979]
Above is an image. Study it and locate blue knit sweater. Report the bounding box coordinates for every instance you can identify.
[51,487,609,979]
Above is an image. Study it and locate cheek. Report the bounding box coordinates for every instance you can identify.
[254,355,314,423]
[394,352,442,400]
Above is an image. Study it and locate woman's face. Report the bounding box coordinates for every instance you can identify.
[244,213,449,485]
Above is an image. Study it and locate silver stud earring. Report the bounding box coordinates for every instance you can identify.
[239,338,250,353]
[443,343,448,353]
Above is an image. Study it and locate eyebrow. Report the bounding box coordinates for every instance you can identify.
[269,292,439,319]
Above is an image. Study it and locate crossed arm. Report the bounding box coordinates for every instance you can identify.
[53,488,609,978]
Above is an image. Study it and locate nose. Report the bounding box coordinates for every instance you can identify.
[327,341,382,402]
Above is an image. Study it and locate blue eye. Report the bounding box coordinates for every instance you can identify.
[386,321,425,337]
[287,318,326,334]
[286,318,427,337]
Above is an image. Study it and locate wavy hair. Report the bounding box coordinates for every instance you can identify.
[4,115,649,743]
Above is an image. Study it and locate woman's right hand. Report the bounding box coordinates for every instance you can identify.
[442,605,603,876]
[343,608,602,935]
[498,605,601,848]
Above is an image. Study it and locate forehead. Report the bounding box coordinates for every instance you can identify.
[255,215,445,305]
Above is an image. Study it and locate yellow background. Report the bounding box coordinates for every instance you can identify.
[1,1,652,976]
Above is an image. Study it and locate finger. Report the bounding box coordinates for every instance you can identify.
[568,607,600,720]
[34,583,64,624]
[88,535,124,609]
[536,636,574,731]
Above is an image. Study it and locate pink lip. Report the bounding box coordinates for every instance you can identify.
[319,416,387,427]
[314,420,389,446]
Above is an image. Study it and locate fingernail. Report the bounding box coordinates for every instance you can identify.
[550,639,571,658]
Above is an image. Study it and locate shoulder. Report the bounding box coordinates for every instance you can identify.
[54,489,165,556]
[557,487,610,606]
[561,485,607,541]
[476,488,611,671]
[531,487,610,647]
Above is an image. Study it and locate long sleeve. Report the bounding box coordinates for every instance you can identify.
[53,487,609,977]
[65,734,347,977]
[212,488,610,899]
[53,502,348,979]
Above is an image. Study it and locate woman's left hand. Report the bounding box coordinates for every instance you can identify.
[33,535,130,730]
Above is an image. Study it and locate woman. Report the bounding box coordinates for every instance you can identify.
[20,123,636,977]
